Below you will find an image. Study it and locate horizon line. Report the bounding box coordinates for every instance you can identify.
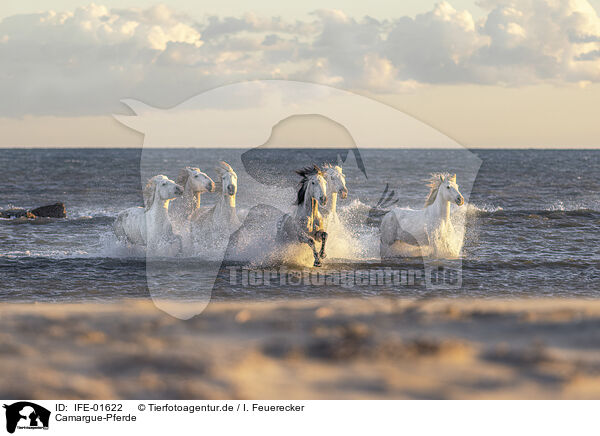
[2,145,600,150]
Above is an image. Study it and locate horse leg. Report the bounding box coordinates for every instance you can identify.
[302,236,321,267]
[173,234,183,257]
[308,239,322,266]
[318,231,328,259]
[164,224,183,257]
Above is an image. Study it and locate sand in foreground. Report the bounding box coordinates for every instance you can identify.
[1,298,600,399]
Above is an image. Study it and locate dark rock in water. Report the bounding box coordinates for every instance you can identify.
[0,203,66,219]
[29,203,66,218]
[0,208,30,218]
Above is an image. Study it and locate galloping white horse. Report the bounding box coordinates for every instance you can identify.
[169,167,215,221]
[322,163,348,227]
[114,175,183,256]
[277,165,329,266]
[192,161,241,234]
[380,173,465,259]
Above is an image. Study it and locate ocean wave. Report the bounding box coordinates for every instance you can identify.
[0,250,93,260]
[463,258,599,270]
[2,198,596,264]
[546,199,600,212]
[465,203,504,214]
[339,199,599,215]
[0,215,114,226]
[68,206,121,219]
[467,201,600,216]
[473,207,600,219]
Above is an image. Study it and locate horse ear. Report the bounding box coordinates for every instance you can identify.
[439,174,444,182]
[337,154,343,167]
[450,174,457,183]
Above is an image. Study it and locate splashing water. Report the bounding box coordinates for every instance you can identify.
[427,212,466,259]
[3,148,599,301]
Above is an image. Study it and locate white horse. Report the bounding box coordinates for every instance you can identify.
[276,165,328,266]
[380,173,465,259]
[114,175,183,256]
[169,167,215,222]
[191,161,241,235]
[322,163,348,227]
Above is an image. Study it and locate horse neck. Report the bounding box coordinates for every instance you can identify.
[295,191,315,220]
[183,180,201,211]
[427,191,451,225]
[323,176,336,215]
[328,192,338,216]
[147,197,171,222]
[214,188,236,220]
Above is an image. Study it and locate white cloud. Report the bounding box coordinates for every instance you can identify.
[0,1,600,116]
[473,0,600,83]
[384,2,485,83]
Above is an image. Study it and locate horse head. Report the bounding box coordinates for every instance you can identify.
[177,167,215,194]
[215,161,238,197]
[296,165,327,207]
[324,163,348,199]
[144,175,183,210]
[426,173,464,207]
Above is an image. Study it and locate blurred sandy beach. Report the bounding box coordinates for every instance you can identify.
[2,297,600,399]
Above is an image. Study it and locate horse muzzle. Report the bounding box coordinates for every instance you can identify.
[227,184,236,196]
[207,181,216,192]
[175,185,184,196]
[456,196,464,206]
[319,195,327,206]
[340,188,348,199]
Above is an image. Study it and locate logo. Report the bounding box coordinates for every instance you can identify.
[115,80,481,319]
[3,402,50,434]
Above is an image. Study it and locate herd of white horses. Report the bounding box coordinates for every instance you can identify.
[113,161,465,265]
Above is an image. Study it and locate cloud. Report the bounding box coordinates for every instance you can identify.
[0,1,600,116]
[471,0,600,84]
[384,2,484,83]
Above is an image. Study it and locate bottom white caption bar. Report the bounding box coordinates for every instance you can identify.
[1,400,598,435]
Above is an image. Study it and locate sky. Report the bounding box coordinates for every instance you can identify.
[1,0,600,147]
[0,1,497,22]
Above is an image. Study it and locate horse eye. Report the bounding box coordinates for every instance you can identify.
[447,186,450,189]
[194,175,198,178]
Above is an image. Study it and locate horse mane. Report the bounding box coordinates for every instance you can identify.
[322,163,343,175]
[295,165,323,205]
[176,167,200,188]
[213,161,236,193]
[143,175,169,210]
[215,161,235,176]
[424,173,455,207]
